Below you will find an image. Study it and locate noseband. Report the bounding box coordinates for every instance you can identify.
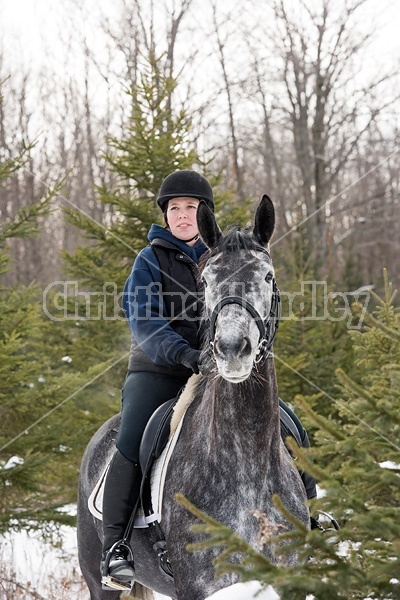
[208,278,281,369]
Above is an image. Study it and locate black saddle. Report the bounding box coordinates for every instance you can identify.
[139,395,179,475]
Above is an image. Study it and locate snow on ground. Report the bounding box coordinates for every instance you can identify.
[205,582,280,599]
[1,524,89,599]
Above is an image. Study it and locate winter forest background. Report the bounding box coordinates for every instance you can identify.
[0,0,399,599]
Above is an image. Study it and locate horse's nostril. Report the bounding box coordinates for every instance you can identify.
[240,337,251,357]
[213,336,251,359]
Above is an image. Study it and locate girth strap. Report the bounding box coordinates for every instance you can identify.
[279,405,303,447]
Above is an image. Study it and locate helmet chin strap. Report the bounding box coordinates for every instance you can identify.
[185,233,199,243]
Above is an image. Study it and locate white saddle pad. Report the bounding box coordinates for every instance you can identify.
[88,415,185,528]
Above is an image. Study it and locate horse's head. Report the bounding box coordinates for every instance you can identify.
[197,195,280,384]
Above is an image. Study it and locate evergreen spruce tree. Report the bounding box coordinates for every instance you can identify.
[274,242,355,440]
[178,269,400,599]
[0,146,91,533]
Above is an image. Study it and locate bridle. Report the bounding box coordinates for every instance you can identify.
[207,247,281,369]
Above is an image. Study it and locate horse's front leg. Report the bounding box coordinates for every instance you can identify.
[165,528,237,600]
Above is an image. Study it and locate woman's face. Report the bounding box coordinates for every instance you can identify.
[166,197,200,243]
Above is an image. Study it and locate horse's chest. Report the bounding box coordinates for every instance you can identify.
[165,438,276,533]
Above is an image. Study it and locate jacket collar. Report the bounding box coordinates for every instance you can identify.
[148,223,207,262]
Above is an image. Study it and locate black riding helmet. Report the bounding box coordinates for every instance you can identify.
[157,170,214,212]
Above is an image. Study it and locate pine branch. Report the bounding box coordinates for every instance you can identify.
[283,436,335,485]
[295,395,346,441]
[335,368,383,408]
[272,494,309,535]
[354,307,400,341]
[175,493,281,580]
[0,174,67,245]
[0,140,35,183]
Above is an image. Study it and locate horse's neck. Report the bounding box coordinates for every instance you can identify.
[198,359,281,463]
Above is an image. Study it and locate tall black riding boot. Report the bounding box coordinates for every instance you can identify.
[101,449,141,587]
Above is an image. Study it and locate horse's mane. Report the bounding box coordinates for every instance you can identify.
[170,373,202,434]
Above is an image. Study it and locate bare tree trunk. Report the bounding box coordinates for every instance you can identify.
[211,1,245,204]
[252,54,289,231]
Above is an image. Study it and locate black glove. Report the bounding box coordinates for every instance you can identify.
[178,347,201,374]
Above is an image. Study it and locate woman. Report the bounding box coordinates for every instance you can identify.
[101,170,213,588]
[101,170,319,590]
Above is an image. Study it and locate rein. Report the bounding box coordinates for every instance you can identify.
[208,278,281,368]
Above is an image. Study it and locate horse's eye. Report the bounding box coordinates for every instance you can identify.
[265,272,273,283]
[201,277,208,288]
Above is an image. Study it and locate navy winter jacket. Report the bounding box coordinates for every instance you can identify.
[122,224,207,371]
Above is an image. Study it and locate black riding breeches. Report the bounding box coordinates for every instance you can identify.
[116,371,188,463]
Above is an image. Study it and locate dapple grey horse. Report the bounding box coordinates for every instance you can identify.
[77,195,309,600]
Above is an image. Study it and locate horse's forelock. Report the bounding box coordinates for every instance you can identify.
[198,227,272,282]
[214,226,254,253]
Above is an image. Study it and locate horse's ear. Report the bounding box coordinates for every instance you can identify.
[253,194,275,246]
[197,201,222,248]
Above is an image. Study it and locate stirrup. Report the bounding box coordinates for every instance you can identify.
[102,574,132,592]
[101,541,134,592]
[318,510,340,531]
